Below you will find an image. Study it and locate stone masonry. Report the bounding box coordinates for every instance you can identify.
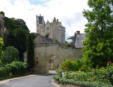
[36,15,65,44]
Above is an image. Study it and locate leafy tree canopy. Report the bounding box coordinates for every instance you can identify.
[5,17,29,31]
[6,28,29,61]
[3,17,30,61]
[83,0,113,67]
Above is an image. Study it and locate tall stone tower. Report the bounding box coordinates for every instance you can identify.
[36,15,45,36]
[36,15,65,44]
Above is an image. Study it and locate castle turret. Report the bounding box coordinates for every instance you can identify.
[36,15,45,35]
[53,17,57,23]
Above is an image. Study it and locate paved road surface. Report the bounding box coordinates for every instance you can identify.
[0,75,55,87]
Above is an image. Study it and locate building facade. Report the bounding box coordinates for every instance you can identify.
[36,15,65,43]
[70,31,86,48]
[33,34,83,74]
[74,31,86,48]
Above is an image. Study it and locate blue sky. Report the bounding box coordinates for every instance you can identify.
[29,0,42,5]
[0,0,88,40]
[29,0,50,5]
[11,0,50,5]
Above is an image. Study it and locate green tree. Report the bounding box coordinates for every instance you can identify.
[83,0,113,67]
[1,46,19,64]
[12,28,29,61]
[6,28,29,61]
[3,17,29,61]
[26,33,36,70]
[5,18,28,31]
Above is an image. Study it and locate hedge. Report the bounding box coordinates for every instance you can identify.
[0,61,27,77]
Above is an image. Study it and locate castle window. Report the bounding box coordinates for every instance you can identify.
[39,16,43,24]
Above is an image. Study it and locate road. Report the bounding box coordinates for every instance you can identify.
[0,75,55,87]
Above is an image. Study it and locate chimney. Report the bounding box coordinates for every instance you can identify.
[76,31,80,34]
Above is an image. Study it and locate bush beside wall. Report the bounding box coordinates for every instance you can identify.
[0,61,27,78]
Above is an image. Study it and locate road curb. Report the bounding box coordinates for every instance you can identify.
[0,75,36,84]
[51,79,60,87]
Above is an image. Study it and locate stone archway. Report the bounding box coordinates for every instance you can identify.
[47,55,56,70]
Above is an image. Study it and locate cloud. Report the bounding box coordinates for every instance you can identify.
[0,0,89,40]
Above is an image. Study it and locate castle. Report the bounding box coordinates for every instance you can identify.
[36,15,65,43]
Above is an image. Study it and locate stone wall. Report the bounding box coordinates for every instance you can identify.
[34,43,83,74]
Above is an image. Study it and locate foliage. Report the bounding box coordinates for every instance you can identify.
[6,28,29,61]
[45,33,49,38]
[60,59,75,71]
[0,60,3,67]
[4,17,29,61]
[105,65,113,85]
[5,18,28,31]
[0,37,3,60]
[54,75,113,87]
[1,46,19,64]
[0,61,27,77]
[56,68,63,77]
[54,65,113,87]
[12,28,29,61]
[27,33,36,70]
[0,66,9,76]
[79,64,91,71]
[65,42,73,47]
[83,0,113,67]
[6,61,27,75]
[60,59,83,71]
[53,40,57,43]
[73,59,83,71]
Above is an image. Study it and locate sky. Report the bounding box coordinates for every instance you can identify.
[0,0,89,40]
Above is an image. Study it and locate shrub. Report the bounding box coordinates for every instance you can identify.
[0,61,27,77]
[60,59,75,71]
[54,65,113,87]
[73,59,83,71]
[79,64,91,71]
[0,60,3,67]
[105,65,113,85]
[6,61,27,75]
[0,66,9,77]
[56,68,63,77]
[54,74,113,87]
[60,59,83,71]
[66,42,73,47]
[1,46,19,64]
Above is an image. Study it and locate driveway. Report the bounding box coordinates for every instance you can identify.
[0,75,56,87]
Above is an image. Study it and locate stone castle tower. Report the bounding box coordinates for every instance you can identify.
[36,15,65,43]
